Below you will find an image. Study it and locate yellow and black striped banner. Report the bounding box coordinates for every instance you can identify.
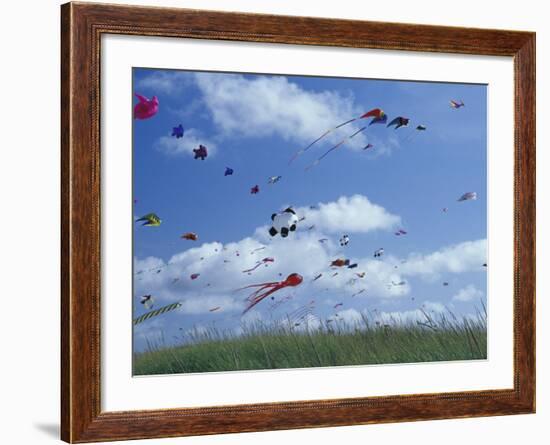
[133,302,182,325]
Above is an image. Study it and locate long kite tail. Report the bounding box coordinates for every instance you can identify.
[242,262,262,273]
[236,281,278,292]
[133,302,182,325]
[242,285,283,314]
[289,117,358,164]
[305,126,367,171]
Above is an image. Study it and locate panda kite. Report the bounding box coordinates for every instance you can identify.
[269,208,299,238]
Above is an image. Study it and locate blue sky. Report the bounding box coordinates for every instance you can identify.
[132,68,487,354]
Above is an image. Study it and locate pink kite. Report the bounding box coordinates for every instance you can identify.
[134,93,159,120]
[190,273,200,280]
[238,273,303,314]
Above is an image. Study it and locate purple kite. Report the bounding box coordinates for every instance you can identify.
[450,100,465,109]
[171,124,184,138]
[193,145,208,160]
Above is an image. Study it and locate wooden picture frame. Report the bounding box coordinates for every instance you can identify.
[61,2,535,442]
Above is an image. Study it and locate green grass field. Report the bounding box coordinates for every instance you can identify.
[133,307,487,375]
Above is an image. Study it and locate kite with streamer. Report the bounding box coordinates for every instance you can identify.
[289,108,385,164]
[133,302,181,325]
[238,273,303,314]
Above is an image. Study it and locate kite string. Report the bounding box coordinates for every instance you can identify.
[289,116,360,164]
[305,126,367,171]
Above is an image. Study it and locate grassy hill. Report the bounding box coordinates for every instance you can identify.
[134,309,487,375]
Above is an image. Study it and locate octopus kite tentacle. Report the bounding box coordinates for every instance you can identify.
[238,273,303,314]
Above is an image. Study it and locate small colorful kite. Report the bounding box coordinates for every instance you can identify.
[171,124,184,138]
[268,175,282,184]
[193,144,208,160]
[331,258,350,267]
[133,302,181,325]
[369,114,388,125]
[387,116,410,129]
[224,167,234,176]
[134,93,159,120]
[458,192,477,202]
[238,273,303,314]
[135,213,161,226]
[250,185,260,194]
[190,273,200,280]
[181,232,198,241]
[450,99,465,109]
[140,295,155,310]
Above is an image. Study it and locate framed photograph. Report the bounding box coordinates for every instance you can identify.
[61,2,535,442]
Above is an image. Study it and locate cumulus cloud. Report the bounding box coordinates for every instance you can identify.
[452,284,485,302]
[192,72,368,149]
[135,70,192,94]
[134,196,485,320]
[153,128,217,158]
[297,194,400,234]
[400,239,487,279]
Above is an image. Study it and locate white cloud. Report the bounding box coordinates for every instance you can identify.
[192,72,369,149]
[134,196,485,319]
[297,194,400,234]
[422,301,446,313]
[452,284,484,302]
[136,71,192,94]
[153,128,217,158]
[400,239,487,279]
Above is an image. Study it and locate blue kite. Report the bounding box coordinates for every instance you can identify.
[171,124,184,138]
